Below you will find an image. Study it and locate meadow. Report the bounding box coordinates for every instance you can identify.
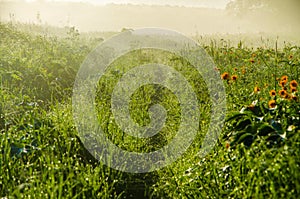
[0,22,299,198]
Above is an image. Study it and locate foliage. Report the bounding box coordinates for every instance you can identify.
[226,0,300,33]
[1,22,300,198]
[226,98,299,148]
[226,0,300,15]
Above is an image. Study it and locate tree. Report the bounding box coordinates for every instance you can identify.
[226,0,264,16]
[226,0,300,32]
[226,0,300,18]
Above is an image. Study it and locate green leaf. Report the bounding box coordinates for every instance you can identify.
[226,112,248,122]
[235,118,252,131]
[11,73,22,81]
[257,124,275,136]
[238,133,254,147]
[271,121,283,134]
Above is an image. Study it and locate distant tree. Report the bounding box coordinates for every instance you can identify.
[226,0,300,32]
[226,0,300,18]
[226,0,264,16]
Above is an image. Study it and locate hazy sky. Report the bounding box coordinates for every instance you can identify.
[25,0,231,8]
[0,0,239,34]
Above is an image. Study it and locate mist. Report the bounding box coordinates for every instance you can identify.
[0,0,299,39]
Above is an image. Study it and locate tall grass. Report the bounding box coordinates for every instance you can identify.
[0,22,299,198]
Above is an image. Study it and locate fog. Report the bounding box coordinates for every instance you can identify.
[0,0,299,39]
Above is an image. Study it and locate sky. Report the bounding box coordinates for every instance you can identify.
[1,0,299,40]
[24,0,231,8]
[0,0,239,34]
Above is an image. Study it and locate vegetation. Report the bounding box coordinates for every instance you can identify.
[1,22,299,198]
[226,0,300,33]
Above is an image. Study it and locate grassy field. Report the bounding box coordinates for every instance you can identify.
[0,22,299,198]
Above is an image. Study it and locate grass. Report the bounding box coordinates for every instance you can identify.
[0,22,299,198]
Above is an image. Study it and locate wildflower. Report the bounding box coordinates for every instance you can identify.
[280,75,288,83]
[290,87,297,93]
[284,93,290,99]
[289,55,293,59]
[242,69,246,74]
[248,104,255,111]
[221,72,230,80]
[268,100,276,108]
[290,80,298,88]
[279,89,288,98]
[279,80,286,87]
[234,67,238,71]
[250,59,255,63]
[290,95,298,101]
[251,100,258,106]
[231,75,238,81]
[269,90,276,97]
[225,142,230,149]
[287,125,296,131]
[254,86,260,93]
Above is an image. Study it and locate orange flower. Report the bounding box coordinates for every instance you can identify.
[280,75,288,82]
[290,95,298,101]
[248,104,255,111]
[289,55,293,59]
[290,87,297,93]
[221,72,230,80]
[284,93,290,99]
[290,80,298,88]
[279,89,288,98]
[279,80,286,87]
[268,100,276,108]
[231,75,238,81]
[254,86,260,93]
[269,90,276,97]
[234,67,238,71]
[250,59,255,63]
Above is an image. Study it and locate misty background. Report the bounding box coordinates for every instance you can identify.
[0,0,299,40]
